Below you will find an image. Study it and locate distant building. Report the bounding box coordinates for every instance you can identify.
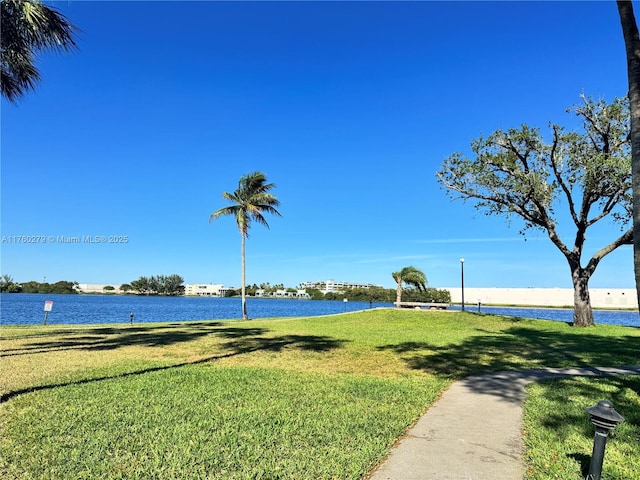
[255,288,310,299]
[218,286,237,297]
[300,280,382,295]
[184,284,225,296]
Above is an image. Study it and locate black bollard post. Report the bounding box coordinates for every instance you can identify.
[585,400,624,480]
[130,312,134,325]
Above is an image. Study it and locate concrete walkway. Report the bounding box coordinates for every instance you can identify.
[367,366,640,480]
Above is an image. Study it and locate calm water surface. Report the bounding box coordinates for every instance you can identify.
[1,293,638,327]
[0,294,391,326]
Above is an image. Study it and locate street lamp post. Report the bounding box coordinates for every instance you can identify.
[460,258,465,312]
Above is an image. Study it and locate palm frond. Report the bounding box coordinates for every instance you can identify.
[1,0,79,102]
[210,171,281,237]
[209,205,240,223]
[393,266,428,289]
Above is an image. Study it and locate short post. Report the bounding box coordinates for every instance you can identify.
[43,300,53,325]
[129,312,134,324]
[477,300,481,313]
[459,258,465,311]
[585,399,625,480]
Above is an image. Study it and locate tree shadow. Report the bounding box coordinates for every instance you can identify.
[533,375,640,479]
[377,323,640,402]
[378,324,639,378]
[1,329,347,403]
[220,334,346,354]
[535,375,640,434]
[0,322,262,356]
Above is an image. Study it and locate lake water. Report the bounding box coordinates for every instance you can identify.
[1,293,638,328]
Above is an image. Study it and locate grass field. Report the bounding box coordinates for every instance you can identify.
[1,309,638,479]
[524,376,640,480]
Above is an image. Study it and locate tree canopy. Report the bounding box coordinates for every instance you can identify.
[130,274,184,296]
[437,94,632,326]
[392,266,427,306]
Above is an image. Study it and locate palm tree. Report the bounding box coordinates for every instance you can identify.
[210,172,281,320]
[392,266,427,307]
[617,1,640,313]
[1,0,78,103]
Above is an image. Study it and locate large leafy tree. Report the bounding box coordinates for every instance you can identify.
[1,0,78,103]
[617,1,640,313]
[437,95,632,327]
[0,274,22,292]
[131,276,150,295]
[392,266,427,307]
[210,172,281,320]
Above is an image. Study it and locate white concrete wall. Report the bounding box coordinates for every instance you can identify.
[445,287,637,309]
[76,283,122,293]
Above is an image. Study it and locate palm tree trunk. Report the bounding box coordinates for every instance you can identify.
[617,1,640,313]
[241,233,248,320]
[396,281,402,307]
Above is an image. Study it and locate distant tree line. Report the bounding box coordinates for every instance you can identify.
[0,275,79,294]
[1,273,449,302]
[0,274,22,292]
[21,281,79,294]
[129,275,184,296]
[227,282,451,303]
[306,286,451,303]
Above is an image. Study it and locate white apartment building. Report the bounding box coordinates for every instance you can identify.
[256,289,311,299]
[301,280,382,295]
[184,284,225,296]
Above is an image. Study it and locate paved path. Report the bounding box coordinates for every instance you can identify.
[367,366,640,480]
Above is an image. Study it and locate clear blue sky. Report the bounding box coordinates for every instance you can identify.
[1,1,634,290]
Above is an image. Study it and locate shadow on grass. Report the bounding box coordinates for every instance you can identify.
[534,376,640,480]
[1,327,347,403]
[535,376,640,438]
[566,453,590,478]
[0,323,264,357]
[377,323,640,380]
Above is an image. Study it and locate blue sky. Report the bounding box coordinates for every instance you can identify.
[1,1,634,290]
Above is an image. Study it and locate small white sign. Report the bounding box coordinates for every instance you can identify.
[44,301,53,312]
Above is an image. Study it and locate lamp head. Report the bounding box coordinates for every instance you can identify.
[586,400,625,430]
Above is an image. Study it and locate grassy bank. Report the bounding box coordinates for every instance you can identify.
[1,310,638,479]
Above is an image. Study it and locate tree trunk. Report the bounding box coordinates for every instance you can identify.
[617,1,640,313]
[241,233,248,320]
[395,281,402,307]
[572,268,595,327]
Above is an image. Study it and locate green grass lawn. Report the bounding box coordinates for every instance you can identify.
[524,376,640,480]
[1,309,638,479]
